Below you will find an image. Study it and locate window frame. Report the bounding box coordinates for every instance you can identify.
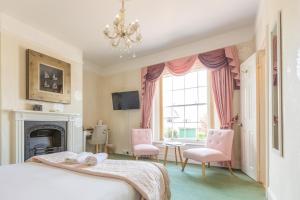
[159,67,214,142]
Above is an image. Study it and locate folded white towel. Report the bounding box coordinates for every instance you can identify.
[85,153,108,166]
[65,152,93,164]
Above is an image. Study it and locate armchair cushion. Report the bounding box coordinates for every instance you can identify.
[133,144,159,156]
[183,148,228,162]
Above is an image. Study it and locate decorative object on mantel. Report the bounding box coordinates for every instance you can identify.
[32,104,43,111]
[26,49,71,104]
[103,0,142,58]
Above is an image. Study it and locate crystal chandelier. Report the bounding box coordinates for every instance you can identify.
[103,0,142,58]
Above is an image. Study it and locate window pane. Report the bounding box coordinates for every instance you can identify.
[163,91,172,106]
[173,76,184,90]
[164,107,172,120]
[185,88,198,105]
[198,105,208,121]
[196,125,207,140]
[163,76,172,91]
[173,106,184,123]
[173,123,184,138]
[198,87,207,103]
[162,69,209,141]
[185,71,197,88]
[198,70,207,86]
[185,105,198,123]
[184,123,197,139]
[163,120,173,138]
[173,90,184,105]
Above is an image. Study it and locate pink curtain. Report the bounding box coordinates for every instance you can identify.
[198,47,236,129]
[199,47,237,167]
[141,46,240,129]
[211,68,234,129]
[141,63,165,128]
[225,46,241,89]
[140,55,197,128]
[165,55,197,75]
[198,48,228,70]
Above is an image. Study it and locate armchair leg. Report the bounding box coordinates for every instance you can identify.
[202,162,206,177]
[135,156,139,160]
[182,158,188,172]
[227,161,234,175]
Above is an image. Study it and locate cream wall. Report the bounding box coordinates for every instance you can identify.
[99,69,141,154]
[256,0,300,199]
[83,39,255,156]
[82,68,103,129]
[99,26,255,75]
[0,15,83,165]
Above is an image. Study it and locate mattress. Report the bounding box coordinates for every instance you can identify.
[0,162,140,200]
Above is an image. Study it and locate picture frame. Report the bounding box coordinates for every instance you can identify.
[26,49,71,104]
[270,11,283,156]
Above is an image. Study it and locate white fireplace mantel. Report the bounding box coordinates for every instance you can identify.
[11,110,83,164]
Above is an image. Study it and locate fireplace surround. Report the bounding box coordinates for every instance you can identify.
[8,110,83,164]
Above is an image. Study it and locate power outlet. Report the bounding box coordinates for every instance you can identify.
[122,149,130,155]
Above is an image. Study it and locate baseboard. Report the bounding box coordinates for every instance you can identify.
[267,187,277,200]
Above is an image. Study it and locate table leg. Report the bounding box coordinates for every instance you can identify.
[177,146,183,167]
[163,146,169,166]
[174,147,178,165]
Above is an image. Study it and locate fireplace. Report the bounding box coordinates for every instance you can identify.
[24,121,67,160]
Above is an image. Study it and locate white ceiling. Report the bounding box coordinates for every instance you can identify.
[0,0,259,67]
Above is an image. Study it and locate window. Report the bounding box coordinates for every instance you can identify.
[162,69,209,141]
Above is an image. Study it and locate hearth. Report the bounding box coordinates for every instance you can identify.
[24,121,67,160]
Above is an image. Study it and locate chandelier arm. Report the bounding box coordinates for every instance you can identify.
[127,35,139,43]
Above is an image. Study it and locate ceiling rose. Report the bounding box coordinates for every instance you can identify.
[103,0,142,58]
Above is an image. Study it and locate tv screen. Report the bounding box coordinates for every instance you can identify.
[112,91,140,110]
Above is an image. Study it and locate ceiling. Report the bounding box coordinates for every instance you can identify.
[0,0,259,67]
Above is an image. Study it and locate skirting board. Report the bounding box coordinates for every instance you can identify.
[267,187,277,200]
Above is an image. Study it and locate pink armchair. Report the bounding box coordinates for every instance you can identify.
[182,129,234,177]
[131,129,160,160]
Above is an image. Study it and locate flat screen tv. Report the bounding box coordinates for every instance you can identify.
[112,91,140,110]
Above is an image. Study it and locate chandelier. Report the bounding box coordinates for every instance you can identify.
[103,0,142,58]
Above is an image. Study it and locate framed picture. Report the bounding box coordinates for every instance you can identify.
[270,11,283,156]
[26,49,71,104]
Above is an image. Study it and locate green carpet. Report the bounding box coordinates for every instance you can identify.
[109,154,266,200]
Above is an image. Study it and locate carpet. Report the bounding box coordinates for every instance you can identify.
[109,154,266,200]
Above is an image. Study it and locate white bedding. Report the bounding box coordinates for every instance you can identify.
[0,162,140,200]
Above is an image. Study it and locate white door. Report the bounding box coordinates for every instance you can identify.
[240,54,257,180]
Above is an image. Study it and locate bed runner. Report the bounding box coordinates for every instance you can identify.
[30,152,171,200]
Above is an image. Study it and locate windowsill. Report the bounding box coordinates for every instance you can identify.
[153,139,206,147]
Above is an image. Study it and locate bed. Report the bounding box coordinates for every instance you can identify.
[0,152,170,200]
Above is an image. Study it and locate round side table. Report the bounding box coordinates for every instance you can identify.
[162,141,185,166]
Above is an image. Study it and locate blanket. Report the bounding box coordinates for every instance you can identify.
[29,152,171,200]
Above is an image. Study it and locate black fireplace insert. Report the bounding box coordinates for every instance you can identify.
[24,121,67,160]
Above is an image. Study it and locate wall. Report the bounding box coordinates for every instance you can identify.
[99,26,255,75]
[82,68,103,129]
[0,15,83,165]
[256,0,300,199]
[99,69,141,154]
[83,39,255,156]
